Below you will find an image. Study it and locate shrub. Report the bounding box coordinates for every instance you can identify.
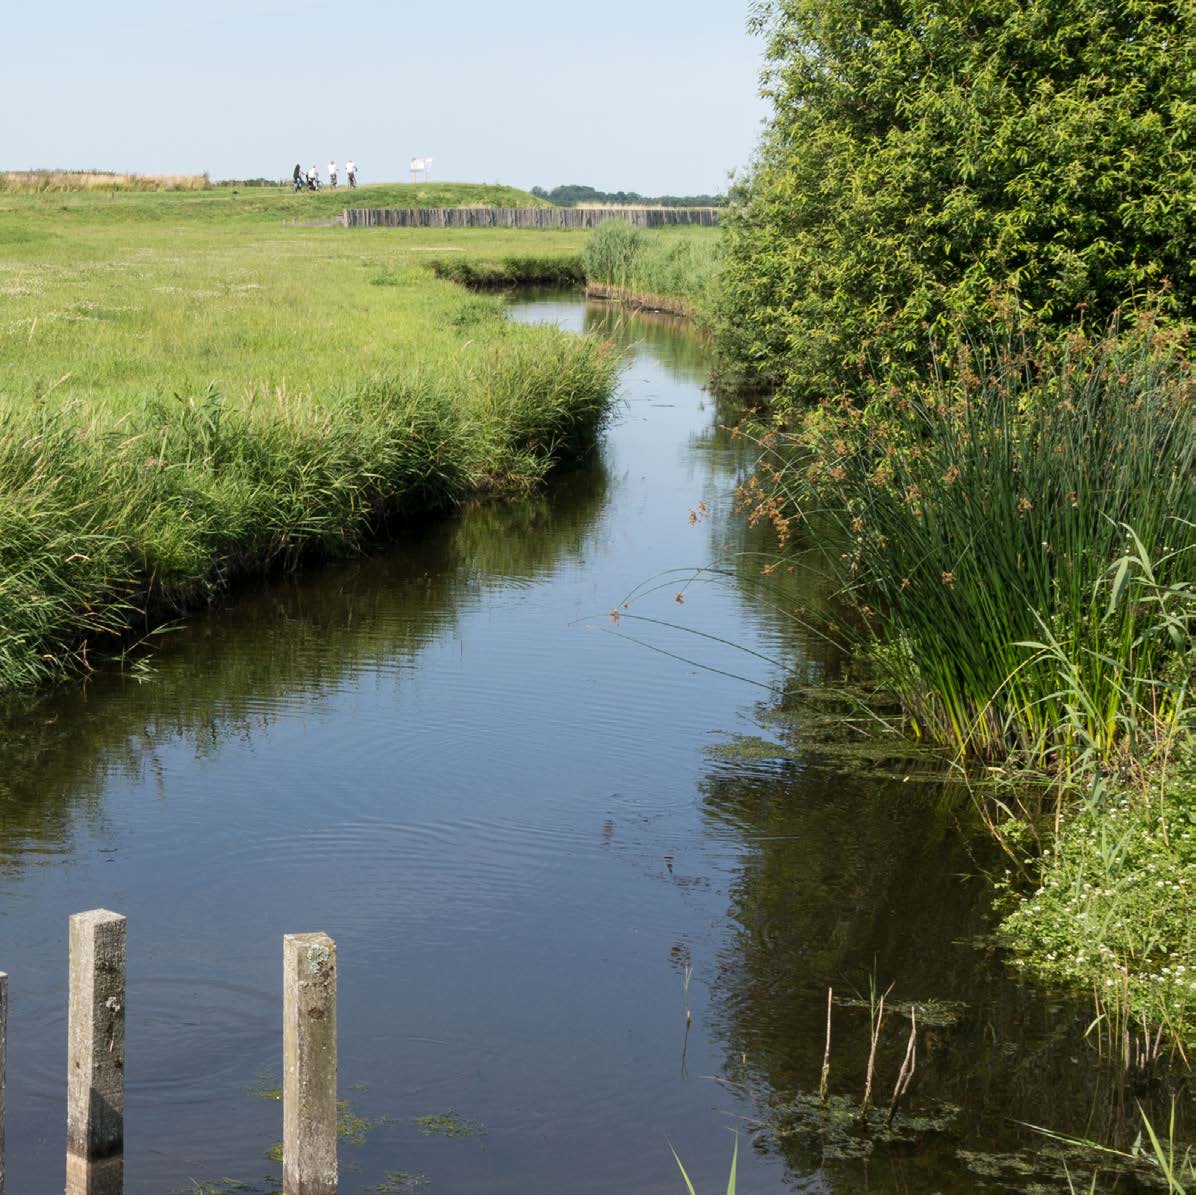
[716,0,1194,407]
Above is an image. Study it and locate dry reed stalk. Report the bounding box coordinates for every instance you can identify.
[861,988,890,1114]
[0,170,210,193]
[885,1006,918,1125]
[819,987,833,1102]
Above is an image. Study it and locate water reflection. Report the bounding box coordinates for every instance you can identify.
[701,687,1191,1189]
[0,470,610,871]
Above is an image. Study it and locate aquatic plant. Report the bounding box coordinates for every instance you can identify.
[414,1112,485,1138]
[734,309,1194,1053]
[740,313,1194,774]
[376,1172,429,1192]
[1026,1100,1196,1194]
[671,1134,737,1195]
[583,221,720,319]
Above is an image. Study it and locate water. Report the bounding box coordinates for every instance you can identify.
[0,293,1184,1193]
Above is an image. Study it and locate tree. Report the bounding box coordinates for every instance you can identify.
[716,0,1194,405]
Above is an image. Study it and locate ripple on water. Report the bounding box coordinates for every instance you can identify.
[19,973,276,1102]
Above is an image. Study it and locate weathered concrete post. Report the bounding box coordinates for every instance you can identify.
[66,910,125,1195]
[1,969,7,1195]
[283,933,337,1195]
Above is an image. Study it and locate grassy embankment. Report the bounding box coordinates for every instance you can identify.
[580,220,721,321]
[733,313,1195,1053]
[751,316,1194,1042]
[1,176,555,219]
[0,184,613,691]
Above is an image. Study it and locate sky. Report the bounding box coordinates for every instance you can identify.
[4,1,770,196]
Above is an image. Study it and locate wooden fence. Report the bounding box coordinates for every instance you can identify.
[342,206,720,229]
[2,910,337,1195]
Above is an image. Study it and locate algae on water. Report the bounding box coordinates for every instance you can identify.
[415,1111,486,1138]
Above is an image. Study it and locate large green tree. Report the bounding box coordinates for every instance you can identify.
[717,0,1194,405]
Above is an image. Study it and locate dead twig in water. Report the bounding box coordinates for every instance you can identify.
[861,982,893,1115]
[886,1005,918,1125]
[819,986,833,1103]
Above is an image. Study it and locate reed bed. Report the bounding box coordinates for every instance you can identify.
[738,311,1195,1049]
[582,221,720,321]
[0,170,212,193]
[747,315,1194,774]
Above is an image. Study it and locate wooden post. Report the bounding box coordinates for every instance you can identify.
[66,910,125,1195]
[283,933,337,1195]
[1,970,7,1195]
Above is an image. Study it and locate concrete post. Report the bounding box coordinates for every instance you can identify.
[283,933,337,1195]
[1,970,7,1195]
[66,910,125,1195]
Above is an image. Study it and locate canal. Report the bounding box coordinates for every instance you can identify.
[0,292,1175,1193]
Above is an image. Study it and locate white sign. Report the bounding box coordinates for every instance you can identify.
[409,157,432,172]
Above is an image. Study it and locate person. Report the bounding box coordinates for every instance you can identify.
[346,159,357,188]
[328,160,338,187]
[307,163,319,190]
[292,162,303,192]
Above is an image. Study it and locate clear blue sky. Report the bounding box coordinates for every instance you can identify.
[4,1,768,195]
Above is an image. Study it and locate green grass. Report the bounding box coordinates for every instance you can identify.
[0,188,613,691]
[582,221,721,318]
[996,776,1196,1052]
[428,253,585,288]
[0,180,553,226]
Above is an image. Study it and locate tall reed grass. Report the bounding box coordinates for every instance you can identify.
[582,221,720,319]
[738,310,1195,1051]
[744,314,1194,774]
[0,332,615,691]
[0,170,212,193]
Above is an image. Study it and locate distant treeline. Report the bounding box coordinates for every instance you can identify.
[531,185,725,208]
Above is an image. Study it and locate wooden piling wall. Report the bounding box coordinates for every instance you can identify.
[342,206,720,230]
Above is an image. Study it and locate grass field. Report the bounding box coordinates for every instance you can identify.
[0,185,610,690]
[0,185,584,403]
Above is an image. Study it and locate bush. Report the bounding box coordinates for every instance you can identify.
[716,0,1194,407]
